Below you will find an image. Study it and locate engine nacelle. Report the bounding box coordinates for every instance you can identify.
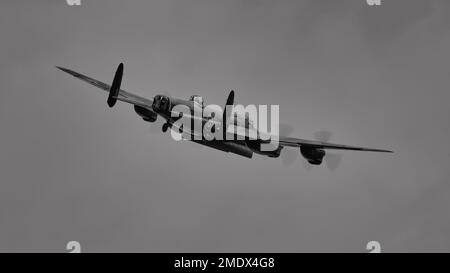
[245,140,283,158]
[134,105,157,122]
[300,146,325,165]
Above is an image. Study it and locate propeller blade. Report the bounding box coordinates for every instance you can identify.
[279,123,299,167]
[282,148,298,167]
[303,159,314,171]
[313,130,332,142]
[324,153,343,171]
[313,131,343,171]
[279,123,295,138]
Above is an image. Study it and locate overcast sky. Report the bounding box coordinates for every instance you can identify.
[1,0,450,252]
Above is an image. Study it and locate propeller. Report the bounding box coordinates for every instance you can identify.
[324,153,343,171]
[313,131,343,171]
[281,128,343,170]
[280,124,298,167]
[313,131,332,143]
[148,91,173,134]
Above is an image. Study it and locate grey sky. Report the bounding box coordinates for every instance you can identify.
[1,0,450,252]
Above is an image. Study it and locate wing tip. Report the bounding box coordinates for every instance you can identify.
[365,148,394,153]
[55,66,77,77]
[55,65,65,72]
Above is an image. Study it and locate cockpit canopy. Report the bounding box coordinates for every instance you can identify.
[189,95,205,108]
[233,114,255,129]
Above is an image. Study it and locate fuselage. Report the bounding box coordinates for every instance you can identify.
[151,94,282,158]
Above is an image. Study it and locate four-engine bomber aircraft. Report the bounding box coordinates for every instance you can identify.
[57,63,392,166]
